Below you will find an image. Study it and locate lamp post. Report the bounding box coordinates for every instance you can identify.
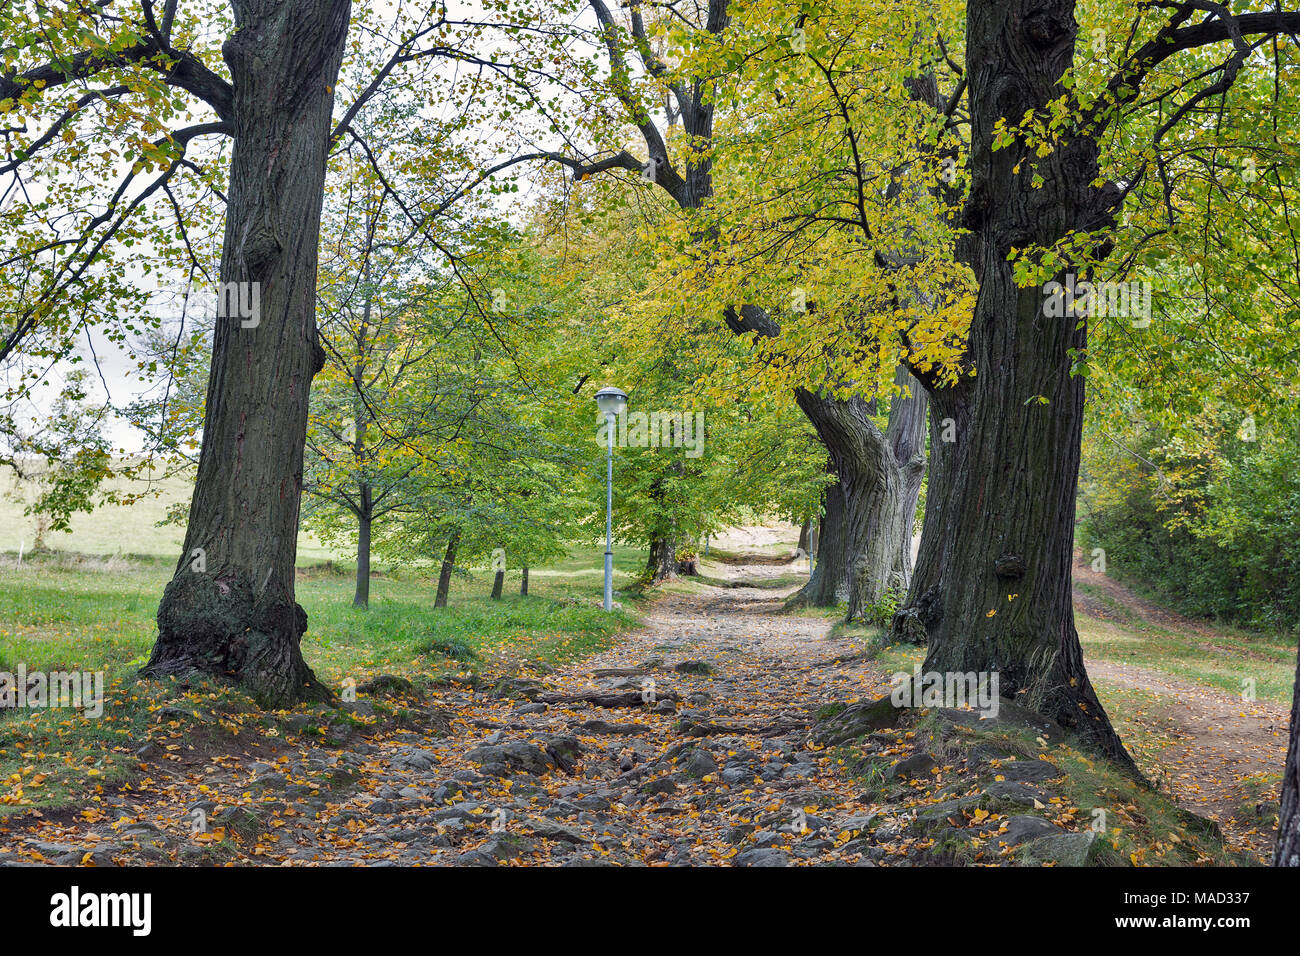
[594,386,627,611]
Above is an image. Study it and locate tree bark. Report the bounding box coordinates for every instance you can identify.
[797,519,810,553]
[647,536,679,582]
[891,387,971,642]
[145,0,351,707]
[787,365,927,619]
[1278,646,1300,865]
[353,482,371,609]
[491,569,505,600]
[435,531,459,609]
[520,566,529,597]
[914,0,1135,771]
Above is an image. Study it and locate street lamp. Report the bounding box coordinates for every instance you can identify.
[594,386,627,611]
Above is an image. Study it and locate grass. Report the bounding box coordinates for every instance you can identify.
[1074,581,1297,706]
[0,464,339,564]
[0,545,646,819]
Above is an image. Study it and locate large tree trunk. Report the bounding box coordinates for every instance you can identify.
[145,0,351,707]
[647,536,679,582]
[892,387,971,642]
[915,0,1134,770]
[434,531,459,609]
[353,483,372,609]
[1278,647,1300,865]
[646,465,684,582]
[787,365,927,618]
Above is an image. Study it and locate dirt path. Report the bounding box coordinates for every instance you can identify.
[1073,555,1289,860]
[2,557,899,867]
[4,548,1286,867]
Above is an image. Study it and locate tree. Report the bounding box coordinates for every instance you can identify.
[481,0,932,598]
[912,2,1300,777]
[2,0,565,705]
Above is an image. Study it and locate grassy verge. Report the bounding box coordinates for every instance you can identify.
[0,547,644,819]
[1074,581,1296,706]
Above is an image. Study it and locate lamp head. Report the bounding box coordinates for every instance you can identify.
[594,386,628,417]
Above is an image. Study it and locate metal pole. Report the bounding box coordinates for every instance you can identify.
[604,411,614,611]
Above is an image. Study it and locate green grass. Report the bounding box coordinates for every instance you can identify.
[0,545,645,818]
[0,464,339,562]
[1075,582,1297,705]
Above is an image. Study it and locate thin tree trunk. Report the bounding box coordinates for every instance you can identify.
[491,570,505,600]
[145,0,351,707]
[435,531,459,609]
[520,566,529,597]
[797,519,810,553]
[892,388,971,642]
[353,483,371,609]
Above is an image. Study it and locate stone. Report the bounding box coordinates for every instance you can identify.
[673,660,714,675]
[734,847,789,867]
[984,780,1050,808]
[463,736,581,777]
[456,835,530,866]
[389,747,439,772]
[809,696,908,746]
[529,819,586,844]
[999,815,1059,846]
[720,766,754,786]
[891,752,937,780]
[639,777,678,796]
[1017,830,1097,867]
[681,749,718,779]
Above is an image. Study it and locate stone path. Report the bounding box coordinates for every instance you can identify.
[4,553,1232,867]
[3,559,907,866]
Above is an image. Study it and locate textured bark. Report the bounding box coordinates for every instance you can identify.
[788,365,927,618]
[520,566,529,597]
[797,519,810,554]
[892,386,971,643]
[491,570,505,600]
[351,479,372,609]
[1278,646,1300,865]
[434,531,459,609]
[146,0,351,707]
[914,0,1134,771]
[647,536,679,582]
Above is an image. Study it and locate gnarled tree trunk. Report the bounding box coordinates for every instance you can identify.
[647,536,679,581]
[145,0,351,707]
[788,365,927,619]
[912,0,1134,771]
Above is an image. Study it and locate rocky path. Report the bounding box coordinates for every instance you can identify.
[6,552,1262,867]
[3,559,905,867]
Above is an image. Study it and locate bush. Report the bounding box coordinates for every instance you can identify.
[1079,411,1300,632]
